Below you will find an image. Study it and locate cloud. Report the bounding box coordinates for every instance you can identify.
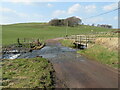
[52,3,97,17]
[114,16,118,20]
[68,3,81,14]
[0,7,16,13]
[67,4,96,14]
[17,13,29,18]
[16,12,44,20]
[2,0,35,5]
[86,17,104,24]
[2,0,57,3]
[1,13,44,24]
[0,7,28,18]
[52,10,65,17]
[103,3,118,11]
[0,7,44,23]
[47,3,53,7]
[84,5,96,13]
[2,0,58,5]
[76,16,82,19]
[1,16,13,25]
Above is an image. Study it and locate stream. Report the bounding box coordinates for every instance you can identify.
[2,44,78,61]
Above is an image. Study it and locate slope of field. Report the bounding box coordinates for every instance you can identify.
[2,23,113,45]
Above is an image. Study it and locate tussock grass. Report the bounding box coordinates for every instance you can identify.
[2,57,54,88]
[77,45,118,68]
[95,37,118,51]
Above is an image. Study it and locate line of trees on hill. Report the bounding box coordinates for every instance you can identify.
[49,16,82,27]
[97,24,112,29]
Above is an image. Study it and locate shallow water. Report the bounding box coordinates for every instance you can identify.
[3,45,77,60]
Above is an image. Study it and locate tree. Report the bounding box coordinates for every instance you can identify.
[49,19,65,26]
[97,24,100,27]
[65,16,82,27]
[92,24,95,26]
[49,16,82,27]
[81,23,84,25]
[98,24,112,29]
[49,19,60,26]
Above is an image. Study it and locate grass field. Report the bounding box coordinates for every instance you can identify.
[2,23,114,45]
[2,57,54,88]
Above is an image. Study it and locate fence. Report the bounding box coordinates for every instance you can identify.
[2,38,44,54]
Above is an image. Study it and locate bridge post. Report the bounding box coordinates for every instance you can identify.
[86,36,87,48]
[75,35,77,42]
[80,35,81,45]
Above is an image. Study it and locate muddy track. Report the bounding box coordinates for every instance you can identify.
[45,38,118,88]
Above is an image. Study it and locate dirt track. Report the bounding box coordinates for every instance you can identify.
[46,38,118,88]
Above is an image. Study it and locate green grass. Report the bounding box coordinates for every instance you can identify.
[2,57,54,88]
[77,45,118,68]
[60,39,118,69]
[2,23,113,45]
[59,39,75,48]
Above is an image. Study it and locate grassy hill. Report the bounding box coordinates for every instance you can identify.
[2,23,113,45]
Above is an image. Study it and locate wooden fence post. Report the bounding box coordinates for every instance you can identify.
[17,38,20,45]
[24,38,26,43]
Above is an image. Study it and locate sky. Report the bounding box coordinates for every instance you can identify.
[0,0,119,28]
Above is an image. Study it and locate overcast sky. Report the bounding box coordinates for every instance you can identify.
[0,0,119,28]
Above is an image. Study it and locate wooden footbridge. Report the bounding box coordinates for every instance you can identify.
[65,35,96,49]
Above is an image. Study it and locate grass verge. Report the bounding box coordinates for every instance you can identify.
[59,39,74,48]
[77,44,118,68]
[2,57,54,88]
[60,39,118,69]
